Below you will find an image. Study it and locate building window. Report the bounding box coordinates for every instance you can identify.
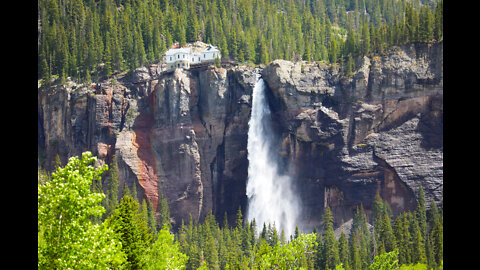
[198,57,200,61]
[204,54,206,58]
[170,56,172,61]
[183,54,185,58]
[178,55,180,59]
[182,63,185,67]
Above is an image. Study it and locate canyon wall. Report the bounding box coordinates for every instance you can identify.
[38,42,442,229]
[262,42,442,228]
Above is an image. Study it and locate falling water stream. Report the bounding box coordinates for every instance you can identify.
[246,74,300,237]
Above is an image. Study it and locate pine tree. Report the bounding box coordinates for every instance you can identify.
[329,38,338,64]
[339,231,350,270]
[186,5,199,42]
[419,5,434,42]
[405,3,418,43]
[250,218,257,246]
[378,213,396,253]
[228,27,238,59]
[157,192,171,230]
[280,229,287,244]
[146,199,157,235]
[267,223,279,247]
[323,206,339,269]
[39,0,441,83]
[104,154,119,219]
[260,222,267,240]
[303,37,312,61]
[314,229,324,269]
[349,205,371,270]
[39,48,51,84]
[346,54,355,76]
[134,25,146,67]
[433,0,443,41]
[53,153,62,171]
[360,20,370,55]
[349,231,361,270]
[57,25,69,82]
[425,231,435,270]
[416,186,427,242]
[393,213,409,265]
[430,202,443,267]
[345,28,356,57]
[103,35,113,78]
[204,233,220,269]
[107,194,153,269]
[131,180,138,201]
[235,206,243,229]
[410,217,426,264]
[165,29,173,49]
[218,27,229,58]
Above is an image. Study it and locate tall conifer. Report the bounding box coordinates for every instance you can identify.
[323,206,339,269]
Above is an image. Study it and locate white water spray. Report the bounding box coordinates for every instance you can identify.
[246,74,300,237]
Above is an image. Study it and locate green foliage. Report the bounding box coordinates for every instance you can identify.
[38,151,441,270]
[399,262,428,270]
[107,194,153,269]
[144,226,188,270]
[323,206,340,269]
[255,233,318,269]
[369,250,399,270]
[157,192,172,230]
[38,151,125,269]
[104,154,119,219]
[38,0,443,82]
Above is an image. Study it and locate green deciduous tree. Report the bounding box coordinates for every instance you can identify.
[144,226,188,269]
[368,249,399,270]
[253,233,317,269]
[38,152,125,269]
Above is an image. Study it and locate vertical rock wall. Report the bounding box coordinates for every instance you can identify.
[39,42,442,230]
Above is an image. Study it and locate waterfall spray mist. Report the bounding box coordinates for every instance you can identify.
[246,74,300,237]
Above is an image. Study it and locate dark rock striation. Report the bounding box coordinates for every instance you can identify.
[39,64,257,228]
[38,42,442,230]
[261,42,442,228]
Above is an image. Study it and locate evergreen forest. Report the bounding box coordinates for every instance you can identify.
[38,0,443,84]
[38,152,443,269]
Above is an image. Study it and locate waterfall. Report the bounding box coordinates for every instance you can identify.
[246,74,300,237]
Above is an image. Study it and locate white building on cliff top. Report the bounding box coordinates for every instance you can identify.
[164,42,221,70]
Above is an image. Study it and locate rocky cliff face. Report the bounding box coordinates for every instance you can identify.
[261,42,442,227]
[38,42,442,229]
[38,64,257,227]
